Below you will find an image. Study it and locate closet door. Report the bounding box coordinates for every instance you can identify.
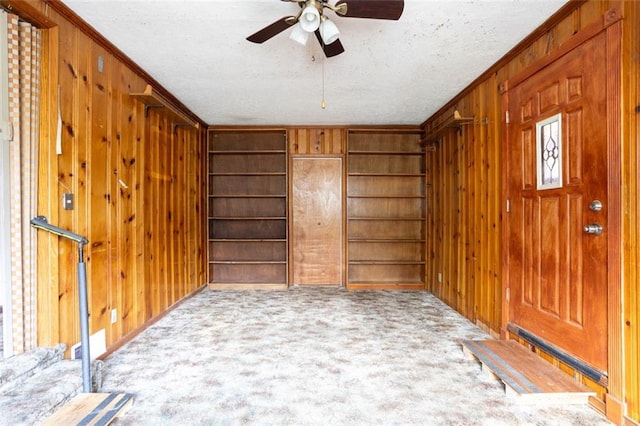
[291,157,342,285]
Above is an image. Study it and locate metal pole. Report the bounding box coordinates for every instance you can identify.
[77,243,92,393]
[30,217,92,392]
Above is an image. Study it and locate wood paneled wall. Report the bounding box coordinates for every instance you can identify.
[423,1,639,423]
[8,0,638,422]
[288,128,345,155]
[30,2,206,355]
[622,0,639,422]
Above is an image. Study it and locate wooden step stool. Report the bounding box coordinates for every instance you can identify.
[461,339,596,405]
[42,392,133,425]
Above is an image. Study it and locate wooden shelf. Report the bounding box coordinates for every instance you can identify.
[210,217,286,220]
[346,131,427,289]
[209,260,286,265]
[208,283,288,290]
[348,217,425,221]
[207,130,288,287]
[130,85,198,129]
[347,195,425,199]
[349,260,425,265]
[424,109,476,138]
[210,238,286,242]
[347,173,425,177]
[349,238,425,242]
[346,282,426,291]
[208,194,286,198]
[209,172,286,176]
[208,150,286,154]
[348,151,424,155]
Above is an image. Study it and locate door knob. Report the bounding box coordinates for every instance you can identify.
[589,200,603,212]
[583,223,603,235]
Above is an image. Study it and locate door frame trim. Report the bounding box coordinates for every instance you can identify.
[500,4,624,422]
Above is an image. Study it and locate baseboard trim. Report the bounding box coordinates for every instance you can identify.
[605,393,626,425]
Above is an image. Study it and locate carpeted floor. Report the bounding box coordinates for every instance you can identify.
[101,288,611,425]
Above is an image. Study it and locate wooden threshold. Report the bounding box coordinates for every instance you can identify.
[41,393,134,426]
[462,340,596,405]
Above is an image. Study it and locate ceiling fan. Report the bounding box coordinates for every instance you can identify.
[247,0,404,58]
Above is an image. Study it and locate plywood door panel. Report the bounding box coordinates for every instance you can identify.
[507,32,608,370]
[292,158,342,285]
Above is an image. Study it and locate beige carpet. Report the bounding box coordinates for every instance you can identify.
[101,288,611,425]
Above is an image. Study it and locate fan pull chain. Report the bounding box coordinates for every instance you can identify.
[321,44,326,109]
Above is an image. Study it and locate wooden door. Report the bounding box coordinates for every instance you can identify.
[506,32,608,370]
[291,158,342,285]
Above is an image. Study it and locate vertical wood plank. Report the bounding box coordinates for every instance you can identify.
[133,100,146,323]
[147,111,160,316]
[106,52,119,347]
[604,12,623,424]
[166,124,176,305]
[158,114,169,311]
[117,65,138,337]
[87,44,111,342]
[489,75,502,331]
[36,26,60,347]
[56,20,79,354]
[623,0,640,419]
[72,29,90,347]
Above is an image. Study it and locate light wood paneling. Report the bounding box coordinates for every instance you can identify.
[32,2,206,356]
[288,128,345,155]
[423,1,639,423]
[17,0,640,423]
[621,0,640,422]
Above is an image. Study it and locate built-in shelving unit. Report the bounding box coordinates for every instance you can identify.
[207,130,288,289]
[347,131,426,289]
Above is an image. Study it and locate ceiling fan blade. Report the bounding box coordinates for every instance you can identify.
[247,17,296,43]
[313,31,345,57]
[335,0,404,20]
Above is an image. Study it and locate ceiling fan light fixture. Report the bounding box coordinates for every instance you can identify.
[299,3,321,32]
[289,22,309,45]
[319,17,340,45]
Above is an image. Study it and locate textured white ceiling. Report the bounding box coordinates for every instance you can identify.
[60,0,567,126]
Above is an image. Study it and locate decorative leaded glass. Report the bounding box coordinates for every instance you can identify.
[536,113,562,189]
